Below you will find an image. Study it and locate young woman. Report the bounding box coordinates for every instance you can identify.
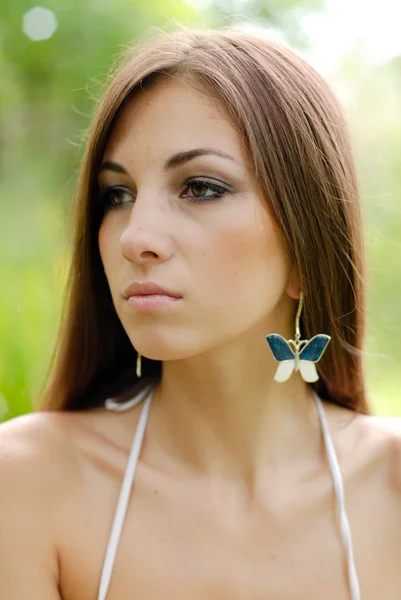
[1,27,400,600]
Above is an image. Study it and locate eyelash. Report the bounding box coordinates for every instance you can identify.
[96,179,229,210]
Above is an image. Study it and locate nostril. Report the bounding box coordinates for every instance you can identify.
[140,250,159,258]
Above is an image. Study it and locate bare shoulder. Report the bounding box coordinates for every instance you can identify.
[323,400,401,489]
[0,409,86,537]
[0,400,146,492]
[370,412,401,480]
[352,409,401,491]
[362,411,401,450]
[0,411,85,599]
[0,403,146,599]
[0,410,85,489]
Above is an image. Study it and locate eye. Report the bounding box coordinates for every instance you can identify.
[96,186,133,210]
[181,179,229,203]
[96,179,229,211]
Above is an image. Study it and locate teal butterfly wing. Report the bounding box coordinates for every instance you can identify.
[298,334,331,382]
[299,334,331,361]
[265,334,295,361]
[265,334,295,382]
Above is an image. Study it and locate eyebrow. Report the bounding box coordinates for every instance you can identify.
[98,147,236,176]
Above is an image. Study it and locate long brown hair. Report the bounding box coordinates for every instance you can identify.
[38,27,369,414]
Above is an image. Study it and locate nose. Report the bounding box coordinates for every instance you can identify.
[119,191,172,265]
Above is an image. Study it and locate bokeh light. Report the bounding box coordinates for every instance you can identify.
[22,6,58,42]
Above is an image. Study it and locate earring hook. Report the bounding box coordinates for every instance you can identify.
[295,291,304,341]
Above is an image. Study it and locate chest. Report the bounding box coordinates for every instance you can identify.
[58,461,401,600]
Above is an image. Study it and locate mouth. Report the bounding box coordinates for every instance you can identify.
[122,280,183,300]
[126,293,182,312]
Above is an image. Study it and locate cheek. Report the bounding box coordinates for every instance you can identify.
[210,208,289,300]
[98,217,118,281]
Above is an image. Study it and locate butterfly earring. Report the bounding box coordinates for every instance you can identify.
[265,292,331,383]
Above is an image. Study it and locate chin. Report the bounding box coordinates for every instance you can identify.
[129,332,214,363]
[125,331,190,362]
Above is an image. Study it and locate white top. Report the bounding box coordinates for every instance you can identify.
[98,384,360,600]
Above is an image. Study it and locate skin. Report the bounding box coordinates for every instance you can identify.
[1,78,401,599]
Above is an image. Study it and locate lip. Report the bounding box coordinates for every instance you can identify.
[127,294,181,312]
[123,281,182,299]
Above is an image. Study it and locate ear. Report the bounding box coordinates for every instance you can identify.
[285,277,301,300]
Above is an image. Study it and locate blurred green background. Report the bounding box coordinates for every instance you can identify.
[1,0,400,421]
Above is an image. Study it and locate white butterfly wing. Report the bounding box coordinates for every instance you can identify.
[274,360,295,382]
[299,360,319,383]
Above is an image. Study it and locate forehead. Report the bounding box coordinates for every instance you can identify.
[102,78,246,163]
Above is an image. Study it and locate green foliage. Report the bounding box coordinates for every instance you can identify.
[335,56,401,415]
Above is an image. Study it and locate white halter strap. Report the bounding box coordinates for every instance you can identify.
[98,385,154,600]
[313,391,360,600]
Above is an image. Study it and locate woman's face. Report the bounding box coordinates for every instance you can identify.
[98,77,294,361]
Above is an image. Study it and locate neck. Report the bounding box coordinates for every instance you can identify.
[148,330,324,492]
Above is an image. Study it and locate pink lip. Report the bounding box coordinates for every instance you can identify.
[123,280,182,299]
[127,294,182,312]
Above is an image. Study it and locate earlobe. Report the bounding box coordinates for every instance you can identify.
[285,279,301,300]
[284,267,302,300]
